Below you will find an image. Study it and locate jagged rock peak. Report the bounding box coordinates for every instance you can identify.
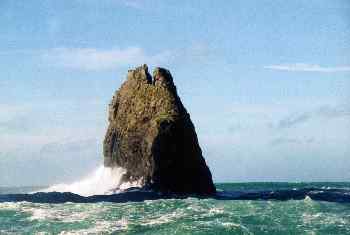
[127,64,152,84]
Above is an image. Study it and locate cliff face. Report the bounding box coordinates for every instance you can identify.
[103,65,216,195]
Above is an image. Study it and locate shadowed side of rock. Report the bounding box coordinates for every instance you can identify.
[103,65,216,195]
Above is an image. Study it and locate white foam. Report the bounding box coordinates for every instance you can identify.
[208,207,225,215]
[143,211,184,226]
[0,202,27,210]
[58,219,128,235]
[118,177,144,191]
[42,165,135,196]
[25,206,93,222]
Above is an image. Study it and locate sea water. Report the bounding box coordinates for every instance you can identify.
[0,167,349,234]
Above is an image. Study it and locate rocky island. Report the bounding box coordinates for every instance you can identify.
[103,65,216,195]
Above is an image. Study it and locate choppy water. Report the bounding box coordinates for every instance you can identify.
[1,183,350,234]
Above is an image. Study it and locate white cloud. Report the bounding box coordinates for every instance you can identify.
[0,104,29,122]
[40,44,212,71]
[264,63,350,73]
[119,0,144,9]
[75,0,145,9]
[42,47,173,71]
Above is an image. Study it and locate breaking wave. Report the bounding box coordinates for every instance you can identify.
[41,165,141,196]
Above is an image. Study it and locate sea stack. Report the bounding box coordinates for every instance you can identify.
[103,65,216,195]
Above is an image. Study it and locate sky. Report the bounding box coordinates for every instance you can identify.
[0,0,350,186]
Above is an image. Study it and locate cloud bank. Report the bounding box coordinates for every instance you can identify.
[276,104,350,129]
[264,63,350,73]
[42,47,172,71]
[40,45,211,71]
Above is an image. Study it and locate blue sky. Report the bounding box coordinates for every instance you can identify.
[1,0,350,186]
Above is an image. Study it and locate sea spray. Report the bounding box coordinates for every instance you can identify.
[42,166,132,196]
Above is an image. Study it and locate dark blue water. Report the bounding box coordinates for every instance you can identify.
[1,182,349,204]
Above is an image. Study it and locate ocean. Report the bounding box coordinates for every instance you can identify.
[1,182,350,235]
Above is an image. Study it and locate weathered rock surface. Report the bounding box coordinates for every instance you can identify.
[103,65,216,195]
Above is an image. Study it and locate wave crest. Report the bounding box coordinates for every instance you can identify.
[42,166,139,196]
